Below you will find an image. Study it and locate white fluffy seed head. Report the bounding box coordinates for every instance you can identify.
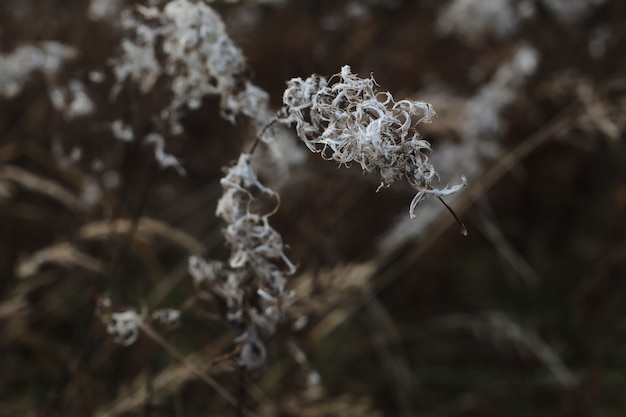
[113,0,270,129]
[279,65,465,218]
[188,152,296,338]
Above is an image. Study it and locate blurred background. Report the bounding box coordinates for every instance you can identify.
[1,0,625,416]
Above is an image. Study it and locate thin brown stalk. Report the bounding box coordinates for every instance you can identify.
[78,217,205,255]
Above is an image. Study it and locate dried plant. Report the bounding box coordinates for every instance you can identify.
[113,0,271,132]
[278,65,465,218]
[188,152,299,371]
[3,0,621,416]
[0,41,77,98]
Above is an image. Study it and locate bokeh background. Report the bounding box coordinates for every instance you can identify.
[1,0,626,416]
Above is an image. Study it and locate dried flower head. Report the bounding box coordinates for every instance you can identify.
[0,42,77,99]
[189,152,297,354]
[216,153,295,278]
[113,0,270,130]
[278,65,465,218]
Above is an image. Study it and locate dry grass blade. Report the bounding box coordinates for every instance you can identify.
[15,218,203,279]
[16,242,106,278]
[297,262,375,342]
[475,198,540,286]
[412,313,577,387]
[0,165,83,211]
[78,218,205,255]
[0,298,28,320]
